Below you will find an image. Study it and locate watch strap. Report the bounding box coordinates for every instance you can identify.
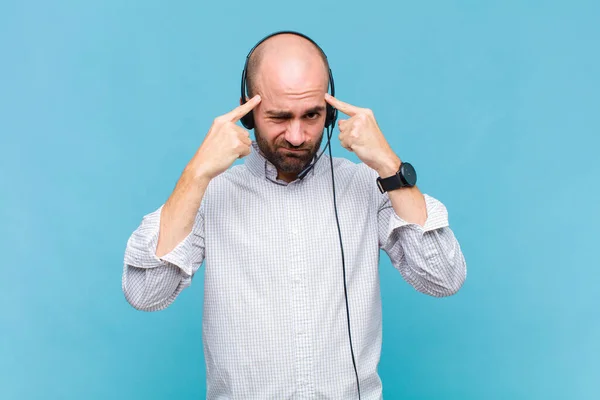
[376,172,403,193]
[376,162,415,193]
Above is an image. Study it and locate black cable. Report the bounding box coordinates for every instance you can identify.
[296,124,361,398]
[297,138,331,180]
[325,125,362,400]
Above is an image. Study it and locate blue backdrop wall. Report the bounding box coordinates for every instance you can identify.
[1,1,599,399]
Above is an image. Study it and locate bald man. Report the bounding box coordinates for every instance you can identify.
[122,32,467,399]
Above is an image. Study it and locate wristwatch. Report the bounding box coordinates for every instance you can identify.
[376,162,417,193]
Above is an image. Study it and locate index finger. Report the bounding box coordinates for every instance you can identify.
[324,93,360,116]
[224,94,262,122]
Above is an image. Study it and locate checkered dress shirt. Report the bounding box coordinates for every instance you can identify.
[122,141,467,399]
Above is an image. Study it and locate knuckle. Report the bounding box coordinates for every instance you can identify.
[239,144,250,157]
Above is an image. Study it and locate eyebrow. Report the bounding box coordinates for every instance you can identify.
[265,105,326,118]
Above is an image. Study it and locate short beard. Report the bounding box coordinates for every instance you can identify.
[254,129,324,176]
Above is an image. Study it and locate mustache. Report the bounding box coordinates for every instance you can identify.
[277,143,312,151]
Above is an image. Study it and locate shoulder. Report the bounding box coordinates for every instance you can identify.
[200,163,255,206]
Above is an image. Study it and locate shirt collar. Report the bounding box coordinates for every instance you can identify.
[245,141,326,185]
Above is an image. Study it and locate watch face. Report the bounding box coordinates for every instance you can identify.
[401,163,417,186]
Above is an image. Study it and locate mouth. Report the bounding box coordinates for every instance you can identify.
[280,147,309,153]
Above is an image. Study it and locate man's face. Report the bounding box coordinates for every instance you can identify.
[250,60,329,182]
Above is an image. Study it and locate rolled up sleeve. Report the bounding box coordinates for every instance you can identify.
[379,193,467,297]
[122,205,206,311]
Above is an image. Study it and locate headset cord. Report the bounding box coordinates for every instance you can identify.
[326,125,362,400]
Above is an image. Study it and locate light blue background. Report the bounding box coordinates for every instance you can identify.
[1,0,599,399]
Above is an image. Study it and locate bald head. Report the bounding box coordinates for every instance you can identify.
[245,33,330,98]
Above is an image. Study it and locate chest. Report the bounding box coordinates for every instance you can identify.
[202,179,377,278]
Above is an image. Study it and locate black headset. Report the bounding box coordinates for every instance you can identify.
[238,31,362,400]
[239,30,338,131]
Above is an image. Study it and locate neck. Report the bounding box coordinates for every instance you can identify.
[276,171,297,183]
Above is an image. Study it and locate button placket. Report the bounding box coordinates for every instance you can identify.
[287,183,314,396]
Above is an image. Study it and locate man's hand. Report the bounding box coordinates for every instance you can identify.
[190,95,262,180]
[325,93,400,177]
[325,93,427,225]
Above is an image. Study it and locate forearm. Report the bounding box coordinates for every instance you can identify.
[123,98,255,311]
[156,166,211,258]
[376,155,427,227]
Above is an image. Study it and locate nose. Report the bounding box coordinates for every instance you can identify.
[284,119,304,147]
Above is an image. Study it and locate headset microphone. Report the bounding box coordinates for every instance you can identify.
[297,125,333,180]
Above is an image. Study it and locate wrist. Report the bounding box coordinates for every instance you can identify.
[375,157,417,193]
[376,155,401,178]
[184,163,213,186]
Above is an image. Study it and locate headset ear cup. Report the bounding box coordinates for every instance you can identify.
[325,105,337,128]
[240,112,254,130]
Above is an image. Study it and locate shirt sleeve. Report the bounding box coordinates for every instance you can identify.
[121,204,206,311]
[377,193,467,297]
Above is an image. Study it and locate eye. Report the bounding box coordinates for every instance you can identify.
[306,113,319,120]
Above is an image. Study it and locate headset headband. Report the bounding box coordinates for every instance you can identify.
[239,30,337,130]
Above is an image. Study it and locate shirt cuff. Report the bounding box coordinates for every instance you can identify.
[386,193,449,236]
[124,206,196,277]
